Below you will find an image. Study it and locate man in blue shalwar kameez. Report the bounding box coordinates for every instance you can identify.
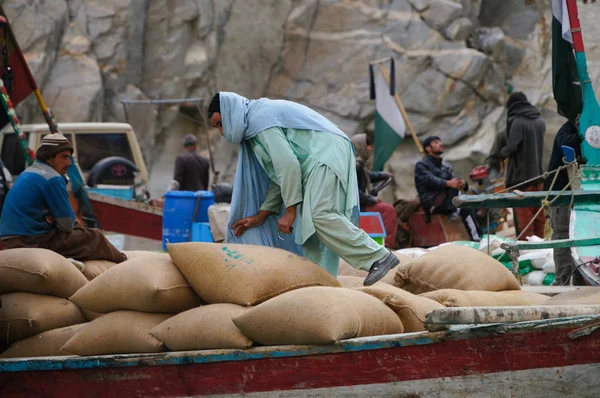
[208,92,399,286]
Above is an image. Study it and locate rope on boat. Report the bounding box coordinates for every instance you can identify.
[491,160,580,269]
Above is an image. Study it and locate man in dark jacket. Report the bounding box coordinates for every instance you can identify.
[415,136,466,214]
[500,92,546,238]
[414,136,480,240]
[173,134,210,192]
[545,116,584,286]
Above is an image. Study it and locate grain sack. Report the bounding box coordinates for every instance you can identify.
[338,259,367,277]
[81,309,104,321]
[545,288,600,305]
[380,253,412,286]
[81,260,117,281]
[0,293,86,344]
[0,248,88,298]
[357,284,443,332]
[71,255,202,313]
[168,243,340,306]
[337,275,366,289]
[395,248,428,258]
[151,304,253,351]
[232,286,403,345]
[62,311,170,356]
[0,323,86,358]
[122,250,166,259]
[394,246,521,294]
[422,289,549,307]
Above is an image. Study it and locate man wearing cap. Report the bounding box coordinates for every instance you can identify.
[0,134,127,263]
[172,134,210,192]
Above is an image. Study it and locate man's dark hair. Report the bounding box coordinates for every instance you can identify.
[365,135,373,147]
[208,93,220,118]
[422,136,441,150]
[506,91,528,108]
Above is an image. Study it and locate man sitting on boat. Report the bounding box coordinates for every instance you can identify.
[414,136,480,241]
[0,134,127,263]
[208,91,399,285]
[351,133,398,249]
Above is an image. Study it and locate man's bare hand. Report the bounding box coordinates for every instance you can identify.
[446,178,462,189]
[230,210,270,237]
[278,206,296,235]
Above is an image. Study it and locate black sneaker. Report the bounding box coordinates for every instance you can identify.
[363,251,400,286]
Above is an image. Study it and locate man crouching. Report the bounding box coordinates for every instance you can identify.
[0,134,126,263]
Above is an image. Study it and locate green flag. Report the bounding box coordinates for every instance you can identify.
[371,66,406,171]
[552,0,582,122]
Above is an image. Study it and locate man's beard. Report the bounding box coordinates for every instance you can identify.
[432,149,444,156]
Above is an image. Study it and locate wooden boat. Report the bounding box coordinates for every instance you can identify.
[86,192,163,241]
[1,310,599,397]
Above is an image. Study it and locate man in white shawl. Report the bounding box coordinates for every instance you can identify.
[208,92,399,286]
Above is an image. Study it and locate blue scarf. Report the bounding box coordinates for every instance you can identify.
[220,92,349,253]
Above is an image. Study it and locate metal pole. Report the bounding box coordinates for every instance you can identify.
[197,103,220,186]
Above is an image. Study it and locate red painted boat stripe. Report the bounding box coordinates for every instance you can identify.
[1,327,600,397]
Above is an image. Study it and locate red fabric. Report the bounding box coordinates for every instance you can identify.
[364,201,398,249]
[513,184,546,239]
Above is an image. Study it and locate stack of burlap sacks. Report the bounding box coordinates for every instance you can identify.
[0,248,89,357]
[1,243,600,359]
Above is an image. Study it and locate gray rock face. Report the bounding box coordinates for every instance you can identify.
[1,0,600,201]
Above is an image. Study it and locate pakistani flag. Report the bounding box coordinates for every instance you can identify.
[551,0,582,122]
[370,61,406,171]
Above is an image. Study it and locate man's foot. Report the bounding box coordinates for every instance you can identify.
[363,251,400,286]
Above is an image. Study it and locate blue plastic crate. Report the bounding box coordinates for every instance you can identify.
[191,222,214,242]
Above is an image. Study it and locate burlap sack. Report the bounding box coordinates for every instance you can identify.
[62,311,171,356]
[82,260,117,281]
[151,304,253,351]
[422,289,549,307]
[81,309,104,321]
[168,243,340,306]
[544,288,600,305]
[0,248,88,298]
[338,259,368,277]
[0,323,86,358]
[337,275,366,289]
[379,253,411,286]
[394,246,521,294]
[0,293,86,344]
[357,284,443,332]
[232,286,403,345]
[122,250,166,259]
[71,254,202,313]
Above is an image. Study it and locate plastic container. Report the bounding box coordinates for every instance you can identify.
[359,212,386,246]
[194,190,215,223]
[162,191,198,250]
[191,222,214,242]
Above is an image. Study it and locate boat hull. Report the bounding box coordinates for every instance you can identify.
[1,317,599,397]
[87,193,163,241]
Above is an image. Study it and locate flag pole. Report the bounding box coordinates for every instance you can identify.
[371,59,425,157]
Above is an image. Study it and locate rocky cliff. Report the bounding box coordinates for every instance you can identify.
[3,0,600,199]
